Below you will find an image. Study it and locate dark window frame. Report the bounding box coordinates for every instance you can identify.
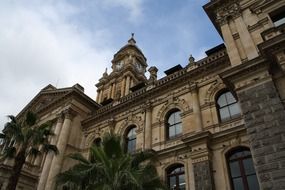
[269,6,285,27]
[216,90,241,122]
[125,126,137,153]
[226,147,259,190]
[165,109,182,140]
[167,164,185,190]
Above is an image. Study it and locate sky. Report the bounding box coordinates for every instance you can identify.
[0,0,222,129]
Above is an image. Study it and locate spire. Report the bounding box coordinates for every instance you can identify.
[103,68,108,77]
[128,33,136,45]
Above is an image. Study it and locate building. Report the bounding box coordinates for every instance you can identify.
[1,0,285,189]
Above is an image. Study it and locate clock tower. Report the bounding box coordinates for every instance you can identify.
[96,34,148,104]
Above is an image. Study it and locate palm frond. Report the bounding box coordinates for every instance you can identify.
[42,144,59,154]
[1,146,16,159]
[25,111,37,126]
[27,147,42,158]
[68,153,90,165]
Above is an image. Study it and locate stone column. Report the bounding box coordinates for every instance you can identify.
[237,80,285,189]
[111,83,116,99]
[234,16,258,60]
[125,76,130,95]
[44,109,75,190]
[190,83,203,132]
[37,114,63,190]
[220,23,241,65]
[144,103,152,150]
[121,77,126,97]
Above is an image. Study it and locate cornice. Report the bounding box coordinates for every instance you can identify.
[219,56,268,84]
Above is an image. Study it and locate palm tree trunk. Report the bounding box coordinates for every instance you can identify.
[6,150,26,190]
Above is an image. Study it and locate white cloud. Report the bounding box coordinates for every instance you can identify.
[101,0,143,22]
[0,0,114,129]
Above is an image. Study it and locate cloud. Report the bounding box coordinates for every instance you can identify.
[0,0,113,129]
[100,0,143,23]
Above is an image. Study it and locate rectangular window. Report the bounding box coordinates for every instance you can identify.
[270,6,285,27]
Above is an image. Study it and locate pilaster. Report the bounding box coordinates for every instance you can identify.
[144,102,152,150]
[189,82,203,132]
[37,114,63,190]
[44,109,76,190]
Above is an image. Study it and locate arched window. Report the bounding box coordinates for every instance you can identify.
[227,147,259,190]
[125,126,136,153]
[166,109,182,139]
[216,91,241,122]
[167,164,185,190]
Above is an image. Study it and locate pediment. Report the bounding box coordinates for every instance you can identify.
[18,85,73,118]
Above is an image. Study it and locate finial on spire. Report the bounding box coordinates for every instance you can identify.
[128,33,136,45]
[103,67,108,77]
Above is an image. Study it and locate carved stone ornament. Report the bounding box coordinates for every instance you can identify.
[204,78,226,104]
[156,96,189,123]
[118,114,143,135]
[215,1,241,26]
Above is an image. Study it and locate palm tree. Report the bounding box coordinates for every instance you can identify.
[56,132,167,190]
[0,111,58,190]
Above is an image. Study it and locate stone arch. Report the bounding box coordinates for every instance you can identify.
[156,97,189,123]
[117,117,141,136]
[204,79,226,104]
[85,131,101,148]
[163,160,186,172]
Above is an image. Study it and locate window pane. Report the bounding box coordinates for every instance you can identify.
[128,128,136,138]
[179,174,185,190]
[229,103,241,118]
[247,175,259,190]
[243,158,255,175]
[226,92,236,104]
[168,113,175,125]
[233,177,245,190]
[230,161,241,178]
[174,111,181,122]
[217,94,227,107]
[127,140,136,153]
[169,126,176,138]
[175,123,182,136]
[220,107,230,121]
[274,18,285,26]
[169,176,176,190]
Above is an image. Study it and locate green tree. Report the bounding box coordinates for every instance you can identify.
[56,132,167,190]
[0,111,58,190]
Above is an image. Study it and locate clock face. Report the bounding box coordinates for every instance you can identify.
[135,62,143,72]
[116,61,123,70]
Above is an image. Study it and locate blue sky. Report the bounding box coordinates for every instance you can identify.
[0,0,222,129]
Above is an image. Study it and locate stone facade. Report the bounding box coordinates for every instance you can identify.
[1,0,285,189]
